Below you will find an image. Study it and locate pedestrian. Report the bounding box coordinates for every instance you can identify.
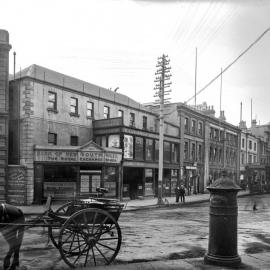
[179,184,186,203]
[175,185,180,203]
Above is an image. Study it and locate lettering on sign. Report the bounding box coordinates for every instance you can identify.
[35,150,122,163]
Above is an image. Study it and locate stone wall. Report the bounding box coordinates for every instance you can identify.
[7,165,26,205]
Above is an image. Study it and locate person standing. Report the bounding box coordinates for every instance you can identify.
[175,186,180,203]
[179,184,186,203]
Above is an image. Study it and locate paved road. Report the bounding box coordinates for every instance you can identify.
[0,194,269,269]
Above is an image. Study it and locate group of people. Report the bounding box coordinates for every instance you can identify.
[175,184,186,203]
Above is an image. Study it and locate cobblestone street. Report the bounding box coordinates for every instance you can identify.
[0,194,269,270]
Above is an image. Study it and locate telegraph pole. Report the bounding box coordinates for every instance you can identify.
[154,54,172,205]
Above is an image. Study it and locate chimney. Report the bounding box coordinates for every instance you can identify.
[219,110,226,121]
[239,120,247,130]
[251,119,257,127]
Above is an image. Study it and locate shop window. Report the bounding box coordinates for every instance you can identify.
[124,134,134,159]
[86,101,94,118]
[104,106,110,119]
[130,112,135,127]
[43,166,77,199]
[104,167,117,197]
[164,141,171,162]
[118,110,123,118]
[155,140,159,161]
[145,169,154,196]
[70,136,78,146]
[145,139,154,161]
[135,136,144,160]
[143,116,147,130]
[48,132,57,145]
[108,134,120,148]
[48,91,57,111]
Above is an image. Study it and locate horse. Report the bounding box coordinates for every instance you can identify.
[0,203,25,270]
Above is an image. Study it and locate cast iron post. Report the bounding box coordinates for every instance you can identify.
[204,170,241,267]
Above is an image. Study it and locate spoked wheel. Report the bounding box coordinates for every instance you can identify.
[48,202,75,248]
[58,208,122,268]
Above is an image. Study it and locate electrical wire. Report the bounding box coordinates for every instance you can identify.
[185,27,270,103]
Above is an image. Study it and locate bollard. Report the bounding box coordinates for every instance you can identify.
[204,170,241,267]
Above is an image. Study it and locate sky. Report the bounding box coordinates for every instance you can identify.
[1,0,270,127]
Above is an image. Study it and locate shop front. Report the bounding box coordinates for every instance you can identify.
[33,141,122,203]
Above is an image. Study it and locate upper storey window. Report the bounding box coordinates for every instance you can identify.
[48,91,57,111]
[70,97,78,116]
[104,106,110,119]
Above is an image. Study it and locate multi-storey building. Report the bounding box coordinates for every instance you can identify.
[146,102,241,194]
[177,103,240,192]
[8,64,180,204]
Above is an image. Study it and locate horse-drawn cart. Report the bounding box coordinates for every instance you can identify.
[0,188,125,269]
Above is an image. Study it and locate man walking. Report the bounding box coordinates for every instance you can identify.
[179,184,186,203]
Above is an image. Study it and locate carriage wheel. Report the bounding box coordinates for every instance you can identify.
[58,208,122,268]
[48,202,75,248]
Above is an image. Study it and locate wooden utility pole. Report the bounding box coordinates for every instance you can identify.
[154,54,172,205]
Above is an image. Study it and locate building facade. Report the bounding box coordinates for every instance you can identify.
[177,103,240,192]
[8,64,181,204]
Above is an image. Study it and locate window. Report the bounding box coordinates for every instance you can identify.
[48,132,57,145]
[198,144,202,161]
[118,110,123,117]
[108,134,120,148]
[164,142,171,162]
[86,101,94,118]
[184,141,188,160]
[143,116,147,130]
[48,91,57,111]
[184,118,189,132]
[155,140,159,161]
[191,143,196,160]
[254,142,257,151]
[70,97,78,115]
[241,153,245,164]
[191,120,196,134]
[70,136,78,146]
[249,140,252,150]
[242,138,245,148]
[104,106,110,119]
[145,139,154,161]
[248,154,252,163]
[214,129,219,140]
[130,113,135,127]
[135,137,144,160]
[124,135,133,159]
[198,122,203,136]
[171,143,179,163]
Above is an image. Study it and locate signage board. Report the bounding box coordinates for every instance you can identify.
[34,150,122,163]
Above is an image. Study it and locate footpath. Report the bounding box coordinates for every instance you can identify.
[19,191,270,269]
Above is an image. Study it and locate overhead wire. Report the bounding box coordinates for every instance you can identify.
[185,27,270,103]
